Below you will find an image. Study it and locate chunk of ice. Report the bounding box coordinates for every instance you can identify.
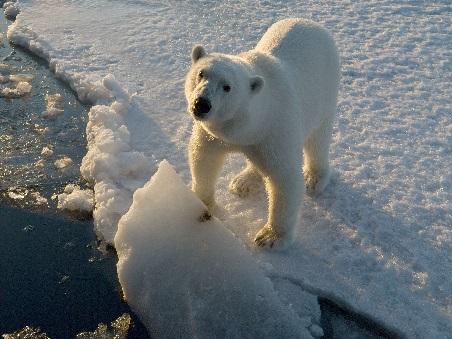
[75,313,131,339]
[40,145,53,157]
[57,184,94,212]
[54,156,73,169]
[115,160,314,338]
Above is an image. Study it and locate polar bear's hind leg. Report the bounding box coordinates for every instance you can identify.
[229,162,262,198]
[303,119,333,195]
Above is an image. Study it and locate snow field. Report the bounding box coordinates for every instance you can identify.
[6,1,451,338]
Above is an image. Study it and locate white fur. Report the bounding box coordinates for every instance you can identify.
[185,18,340,250]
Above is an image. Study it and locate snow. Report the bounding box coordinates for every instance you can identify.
[6,0,451,338]
[57,184,94,213]
[78,74,155,242]
[115,160,317,338]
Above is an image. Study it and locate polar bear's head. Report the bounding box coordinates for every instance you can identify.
[185,45,264,143]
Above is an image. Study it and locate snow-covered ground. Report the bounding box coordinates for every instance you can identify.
[6,0,451,338]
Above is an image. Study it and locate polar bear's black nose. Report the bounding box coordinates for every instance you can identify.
[193,97,211,117]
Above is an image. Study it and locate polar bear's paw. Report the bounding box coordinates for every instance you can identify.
[198,200,227,221]
[304,168,330,196]
[254,225,293,250]
[229,171,261,198]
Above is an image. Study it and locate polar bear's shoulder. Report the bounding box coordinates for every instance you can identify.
[255,18,331,56]
[238,50,283,83]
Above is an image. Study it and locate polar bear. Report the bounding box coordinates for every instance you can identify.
[185,18,340,250]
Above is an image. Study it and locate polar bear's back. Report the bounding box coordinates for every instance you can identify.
[255,18,340,123]
[255,18,337,66]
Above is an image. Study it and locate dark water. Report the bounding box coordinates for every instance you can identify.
[319,298,402,339]
[0,15,149,338]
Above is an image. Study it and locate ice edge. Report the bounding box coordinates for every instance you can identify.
[7,13,153,244]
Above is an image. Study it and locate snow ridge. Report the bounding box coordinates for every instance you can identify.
[80,78,154,242]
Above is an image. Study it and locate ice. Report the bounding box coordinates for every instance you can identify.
[7,187,25,200]
[2,326,50,339]
[2,314,131,339]
[115,160,315,338]
[8,73,33,82]
[30,191,48,206]
[3,1,19,20]
[35,159,45,168]
[54,156,73,169]
[6,187,48,206]
[7,0,452,338]
[75,313,131,339]
[40,145,53,157]
[1,80,31,98]
[42,93,63,119]
[57,184,94,212]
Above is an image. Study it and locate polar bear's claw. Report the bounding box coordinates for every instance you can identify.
[304,169,330,195]
[198,210,212,222]
[254,226,292,250]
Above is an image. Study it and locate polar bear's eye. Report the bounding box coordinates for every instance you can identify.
[198,71,204,79]
[223,84,231,92]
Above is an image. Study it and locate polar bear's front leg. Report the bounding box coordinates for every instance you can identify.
[254,173,302,250]
[247,147,303,250]
[189,124,228,209]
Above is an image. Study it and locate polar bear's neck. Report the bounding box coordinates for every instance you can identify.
[201,105,270,146]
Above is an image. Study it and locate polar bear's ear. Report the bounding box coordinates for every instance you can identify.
[192,45,206,63]
[250,76,264,94]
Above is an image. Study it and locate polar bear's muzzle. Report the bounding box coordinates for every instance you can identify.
[192,97,212,120]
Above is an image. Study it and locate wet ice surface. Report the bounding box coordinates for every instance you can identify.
[0,18,87,208]
[0,15,149,338]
